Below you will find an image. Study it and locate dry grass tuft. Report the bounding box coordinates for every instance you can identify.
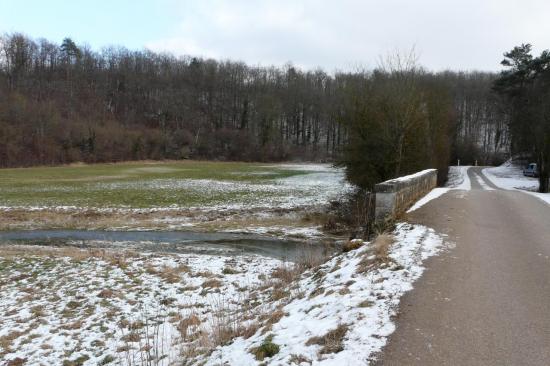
[271,265,295,284]
[97,289,115,298]
[6,358,27,366]
[358,299,374,308]
[201,279,222,288]
[356,234,395,273]
[0,330,26,353]
[177,314,201,340]
[222,267,241,275]
[305,323,349,355]
[289,354,312,364]
[342,239,363,252]
[0,246,138,269]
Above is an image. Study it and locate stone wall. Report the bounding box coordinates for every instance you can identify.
[374,169,437,223]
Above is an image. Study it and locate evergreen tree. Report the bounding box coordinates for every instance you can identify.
[494,44,550,192]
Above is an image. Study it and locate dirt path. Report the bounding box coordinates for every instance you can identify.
[375,167,550,365]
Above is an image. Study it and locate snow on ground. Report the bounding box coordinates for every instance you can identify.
[483,161,538,191]
[0,247,283,366]
[223,225,325,239]
[483,161,550,205]
[472,172,494,191]
[407,188,450,212]
[206,223,446,366]
[0,164,352,213]
[0,223,447,366]
[385,169,436,183]
[407,166,471,212]
[447,166,472,190]
[0,164,353,234]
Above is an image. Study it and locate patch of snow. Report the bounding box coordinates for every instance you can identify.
[206,223,446,365]
[223,226,324,239]
[483,162,550,205]
[407,188,450,212]
[473,173,494,191]
[0,248,284,366]
[407,166,472,213]
[385,169,436,183]
[447,166,471,190]
[525,191,550,205]
[483,163,538,191]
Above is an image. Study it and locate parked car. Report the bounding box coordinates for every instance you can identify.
[523,163,539,177]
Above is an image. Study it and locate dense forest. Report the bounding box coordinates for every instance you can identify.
[0,33,506,172]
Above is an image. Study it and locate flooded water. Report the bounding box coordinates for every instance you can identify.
[0,230,335,261]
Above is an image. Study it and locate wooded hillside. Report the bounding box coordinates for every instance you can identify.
[0,33,506,168]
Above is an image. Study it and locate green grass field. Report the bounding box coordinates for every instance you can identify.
[0,161,314,209]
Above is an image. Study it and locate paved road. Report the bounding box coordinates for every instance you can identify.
[375,167,550,366]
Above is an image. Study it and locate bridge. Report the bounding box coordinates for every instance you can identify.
[376,167,550,365]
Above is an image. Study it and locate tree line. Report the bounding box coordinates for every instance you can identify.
[0,33,505,178]
[494,44,550,192]
[0,33,351,166]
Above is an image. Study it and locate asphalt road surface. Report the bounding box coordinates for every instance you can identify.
[375,167,550,366]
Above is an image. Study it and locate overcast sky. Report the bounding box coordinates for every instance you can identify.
[1,0,549,72]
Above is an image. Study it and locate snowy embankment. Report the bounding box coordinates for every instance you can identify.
[407,166,471,212]
[483,161,550,205]
[0,223,447,366]
[206,223,446,365]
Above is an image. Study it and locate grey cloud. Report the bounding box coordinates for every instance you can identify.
[147,0,550,72]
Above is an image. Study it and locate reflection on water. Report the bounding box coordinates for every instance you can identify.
[0,230,335,261]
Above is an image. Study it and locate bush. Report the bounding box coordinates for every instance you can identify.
[251,335,280,360]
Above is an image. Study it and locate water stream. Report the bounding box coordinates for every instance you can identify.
[0,230,334,261]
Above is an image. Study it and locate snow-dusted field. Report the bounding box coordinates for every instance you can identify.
[0,246,284,366]
[0,222,447,366]
[0,163,353,234]
[0,163,351,212]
